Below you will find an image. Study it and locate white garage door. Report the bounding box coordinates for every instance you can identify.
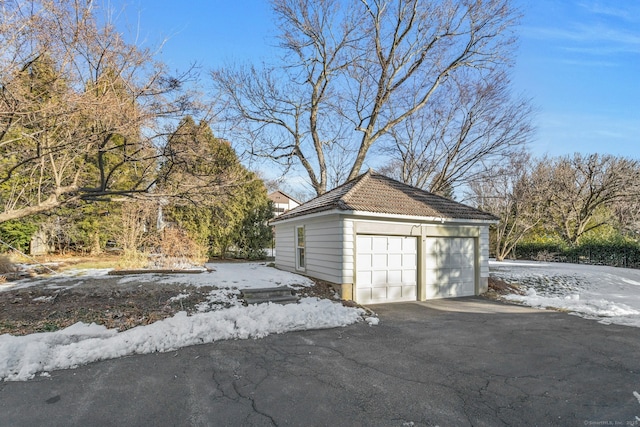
[356,235,417,304]
[425,237,475,298]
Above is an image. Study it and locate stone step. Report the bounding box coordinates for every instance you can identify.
[243,294,300,305]
[241,287,299,305]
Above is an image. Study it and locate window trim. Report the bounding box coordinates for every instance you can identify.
[295,226,305,271]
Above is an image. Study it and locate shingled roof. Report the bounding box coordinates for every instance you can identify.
[271,170,498,223]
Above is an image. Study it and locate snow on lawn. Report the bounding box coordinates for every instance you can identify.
[490,260,640,328]
[0,262,314,292]
[159,262,316,289]
[0,262,363,381]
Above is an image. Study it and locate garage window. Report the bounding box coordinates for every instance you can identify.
[296,226,305,270]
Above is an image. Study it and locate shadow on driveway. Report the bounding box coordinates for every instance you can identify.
[1,297,639,426]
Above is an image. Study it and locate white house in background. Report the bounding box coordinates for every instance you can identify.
[268,191,301,217]
[270,170,498,305]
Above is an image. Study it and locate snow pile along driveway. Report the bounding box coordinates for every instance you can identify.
[490,260,640,328]
[0,297,364,381]
[0,262,365,381]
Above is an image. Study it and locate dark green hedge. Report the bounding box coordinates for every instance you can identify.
[514,241,640,269]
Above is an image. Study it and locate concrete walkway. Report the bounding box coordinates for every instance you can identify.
[1,297,639,426]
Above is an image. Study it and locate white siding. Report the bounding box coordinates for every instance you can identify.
[274,215,345,283]
[303,217,344,283]
[479,226,490,278]
[274,224,296,272]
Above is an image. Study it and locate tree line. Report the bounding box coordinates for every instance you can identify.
[467,153,640,262]
[1,0,637,266]
[0,0,272,261]
[0,115,273,261]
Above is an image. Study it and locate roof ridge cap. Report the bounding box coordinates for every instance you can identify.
[342,169,373,201]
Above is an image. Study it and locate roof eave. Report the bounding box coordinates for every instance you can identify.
[271,209,498,225]
[270,208,344,225]
[347,210,499,224]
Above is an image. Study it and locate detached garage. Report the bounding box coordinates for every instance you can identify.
[271,171,498,304]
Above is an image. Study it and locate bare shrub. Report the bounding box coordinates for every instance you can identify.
[153,228,207,269]
[533,251,556,262]
[0,255,17,274]
[117,249,150,270]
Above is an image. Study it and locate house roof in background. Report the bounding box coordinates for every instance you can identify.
[268,190,301,205]
[271,170,498,223]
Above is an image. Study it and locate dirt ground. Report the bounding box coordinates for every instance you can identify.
[484,276,524,300]
[0,265,338,336]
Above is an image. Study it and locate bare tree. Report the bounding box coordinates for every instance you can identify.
[611,197,640,238]
[212,0,520,195]
[534,153,640,245]
[377,70,533,196]
[467,151,543,260]
[0,0,198,223]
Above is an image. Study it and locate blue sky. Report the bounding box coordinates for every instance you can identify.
[122,0,639,160]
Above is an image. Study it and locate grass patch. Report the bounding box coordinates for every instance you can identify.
[61,259,120,270]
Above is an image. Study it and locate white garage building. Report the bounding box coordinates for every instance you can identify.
[271,171,498,304]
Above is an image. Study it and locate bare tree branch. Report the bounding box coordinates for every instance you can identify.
[0,0,200,223]
[212,0,520,195]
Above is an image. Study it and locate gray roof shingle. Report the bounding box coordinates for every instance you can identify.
[271,171,498,222]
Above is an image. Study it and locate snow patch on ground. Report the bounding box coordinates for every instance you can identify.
[365,316,380,326]
[0,297,364,381]
[204,262,315,289]
[1,262,313,293]
[491,260,640,328]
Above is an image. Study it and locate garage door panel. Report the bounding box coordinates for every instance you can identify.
[358,271,372,286]
[357,253,373,269]
[461,238,474,250]
[373,253,387,266]
[403,285,417,298]
[372,287,388,300]
[388,237,402,252]
[389,285,416,300]
[404,237,417,251]
[388,253,402,266]
[358,284,417,304]
[402,269,416,283]
[440,282,472,297]
[387,269,402,283]
[450,254,464,266]
[372,270,388,286]
[373,237,387,251]
[402,253,416,268]
[436,267,473,280]
[387,286,403,300]
[358,236,373,251]
[356,288,371,303]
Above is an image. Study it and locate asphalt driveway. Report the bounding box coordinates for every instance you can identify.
[1,297,639,426]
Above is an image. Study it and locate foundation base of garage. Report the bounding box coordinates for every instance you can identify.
[338,283,354,301]
[478,277,489,294]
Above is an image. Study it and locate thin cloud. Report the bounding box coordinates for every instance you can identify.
[522,24,640,55]
[577,1,640,23]
[557,58,618,67]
